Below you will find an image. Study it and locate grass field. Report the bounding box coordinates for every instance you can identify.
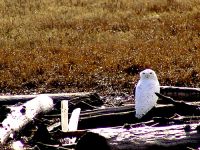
[0,0,200,94]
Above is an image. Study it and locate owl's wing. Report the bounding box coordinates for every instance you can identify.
[135,80,143,99]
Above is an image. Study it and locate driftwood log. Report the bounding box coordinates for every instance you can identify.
[80,123,200,150]
[49,122,200,150]
[156,92,200,111]
[160,86,200,101]
[0,92,102,118]
[0,92,101,105]
[0,95,54,144]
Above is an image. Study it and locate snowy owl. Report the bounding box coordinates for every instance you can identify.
[135,69,160,119]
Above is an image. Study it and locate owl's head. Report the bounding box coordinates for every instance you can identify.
[140,69,158,80]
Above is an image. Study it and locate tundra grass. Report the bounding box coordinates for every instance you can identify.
[0,0,200,94]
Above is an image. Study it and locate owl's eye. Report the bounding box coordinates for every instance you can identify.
[142,72,145,74]
[149,72,152,74]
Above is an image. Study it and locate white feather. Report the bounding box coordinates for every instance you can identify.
[135,69,160,118]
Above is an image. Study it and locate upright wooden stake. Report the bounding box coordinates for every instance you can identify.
[61,100,68,132]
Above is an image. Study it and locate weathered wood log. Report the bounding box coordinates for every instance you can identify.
[0,92,100,105]
[49,123,200,150]
[156,93,200,116]
[156,92,199,107]
[75,123,200,150]
[0,95,54,144]
[153,116,200,126]
[0,93,102,117]
[160,86,200,101]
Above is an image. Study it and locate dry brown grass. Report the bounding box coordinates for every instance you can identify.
[0,0,200,94]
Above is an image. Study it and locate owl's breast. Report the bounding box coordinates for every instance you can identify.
[137,80,159,91]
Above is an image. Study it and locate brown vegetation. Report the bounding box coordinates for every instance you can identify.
[0,0,200,94]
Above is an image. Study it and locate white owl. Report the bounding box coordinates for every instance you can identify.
[135,69,160,119]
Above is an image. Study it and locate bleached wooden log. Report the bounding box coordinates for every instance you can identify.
[0,94,54,144]
[0,92,96,105]
[52,123,200,149]
[61,100,69,132]
[75,123,200,150]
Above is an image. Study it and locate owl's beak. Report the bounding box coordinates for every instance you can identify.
[145,74,150,78]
